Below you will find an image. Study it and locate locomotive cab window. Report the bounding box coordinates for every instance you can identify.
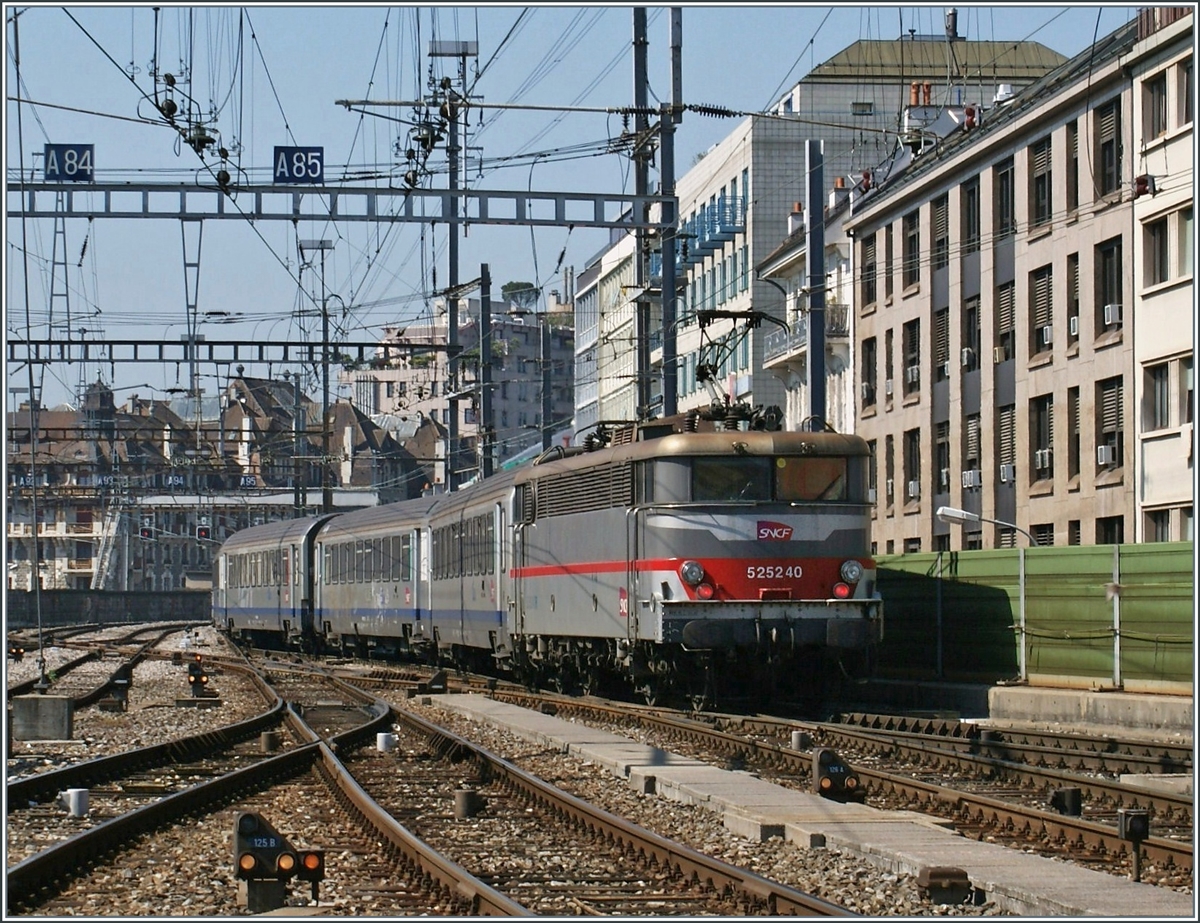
[776,456,847,501]
[690,455,849,502]
[692,457,772,501]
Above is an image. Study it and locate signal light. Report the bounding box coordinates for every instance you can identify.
[234,812,298,881]
[832,582,852,599]
[813,747,864,803]
[196,525,211,541]
[695,583,715,600]
[139,527,154,540]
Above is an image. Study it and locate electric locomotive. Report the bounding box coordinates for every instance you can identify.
[214,418,882,708]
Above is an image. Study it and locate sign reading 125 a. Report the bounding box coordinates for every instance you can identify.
[44,144,94,182]
[273,146,324,184]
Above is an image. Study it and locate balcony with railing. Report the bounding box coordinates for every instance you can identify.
[763,304,850,363]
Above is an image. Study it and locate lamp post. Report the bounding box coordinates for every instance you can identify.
[935,506,1038,546]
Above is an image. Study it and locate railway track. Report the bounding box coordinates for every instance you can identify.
[8,659,852,915]
[469,689,1193,885]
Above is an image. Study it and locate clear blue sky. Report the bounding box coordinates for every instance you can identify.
[5,3,1140,409]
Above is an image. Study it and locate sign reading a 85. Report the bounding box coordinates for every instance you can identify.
[273,146,323,184]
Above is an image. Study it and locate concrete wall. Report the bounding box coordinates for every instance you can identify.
[4,589,209,629]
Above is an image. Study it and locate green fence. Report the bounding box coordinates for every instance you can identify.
[875,542,1193,692]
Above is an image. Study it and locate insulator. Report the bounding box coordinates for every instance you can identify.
[159,98,177,119]
[216,169,231,188]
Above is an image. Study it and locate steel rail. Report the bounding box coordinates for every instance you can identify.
[6,663,283,808]
[393,705,854,916]
[488,691,1194,874]
[6,674,530,916]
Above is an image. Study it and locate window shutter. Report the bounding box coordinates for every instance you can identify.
[998,405,1016,464]
[1101,379,1123,433]
[1032,268,1052,327]
[966,415,981,462]
[997,283,1015,333]
[935,309,950,363]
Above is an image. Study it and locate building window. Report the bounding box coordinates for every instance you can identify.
[962,296,981,370]
[1096,237,1123,331]
[861,233,877,305]
[1145,71,1169,139]
[884,327,894,395]
[861,337,877,407]
[1180,58,1193,126]
[1147,509,1171,542]
[961,176,980,255]
[1066,119,1079,213]
[851,100,873,116]
[1097,515,1124,544]
[885,434,894,505]
[994,156,1016,240]
[996,281,1015,361]
[1029,264,1053,355]
[1031,394,1054,480]
[935,422,950,494]
[1179,207,1193,278]
[884,222,894,298]
[931,194,949,270]
[934,308,950,381]
[1068,386,1081,478]
[1183,357,1194,424]
[1145,217,1169,286]
[1032,523,1055,546]
[1097,376,1124,468]
[1029,136,1052,227]
[1067,253,1080,344]
[904,428,921,499]
[960,415,979,475]
[902,210,920,287]
[1068,520,1081,545]
[1095,98,1122,196]
[902,319,921,395]
[867,439,877,502]
[997,405,1016,487]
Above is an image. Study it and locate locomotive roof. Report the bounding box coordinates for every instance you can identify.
[513,430,869,484]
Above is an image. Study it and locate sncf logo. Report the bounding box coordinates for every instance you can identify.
[757,521,793,541]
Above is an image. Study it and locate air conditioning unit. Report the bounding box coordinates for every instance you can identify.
[1069,315,1079,338]
[884,378,894,396]
[993,346,1007,363]
[1034,448,1052,470]
[905,365,920,385]
[885,478,894,497]
[939,467,950,490]
[961,347,975,367]
[999,463,1016,483]
[867,488,877,503]
[1040,325,1053,346]
[906,479,921,499]
[1104,303,1122,326]
[940,361,951,378]
[1097,444,1116,466]
[861,381,874,400]
[961,468,982,489]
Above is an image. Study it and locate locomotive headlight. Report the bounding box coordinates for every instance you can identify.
[840,559,864,583]
[680,560,705,586]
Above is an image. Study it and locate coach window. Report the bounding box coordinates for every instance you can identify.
[692,457,771,502]
[775,456,848,501]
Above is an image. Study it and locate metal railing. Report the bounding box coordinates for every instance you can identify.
[763,304,850,362]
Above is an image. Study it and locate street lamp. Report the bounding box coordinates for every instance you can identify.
[935,506,1038,546]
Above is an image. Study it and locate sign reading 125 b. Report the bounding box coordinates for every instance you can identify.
[44,144,94,182]
[273,146,324,184]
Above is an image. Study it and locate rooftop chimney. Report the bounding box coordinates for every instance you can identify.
[946,8,959,40]
[788,202,804,236]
